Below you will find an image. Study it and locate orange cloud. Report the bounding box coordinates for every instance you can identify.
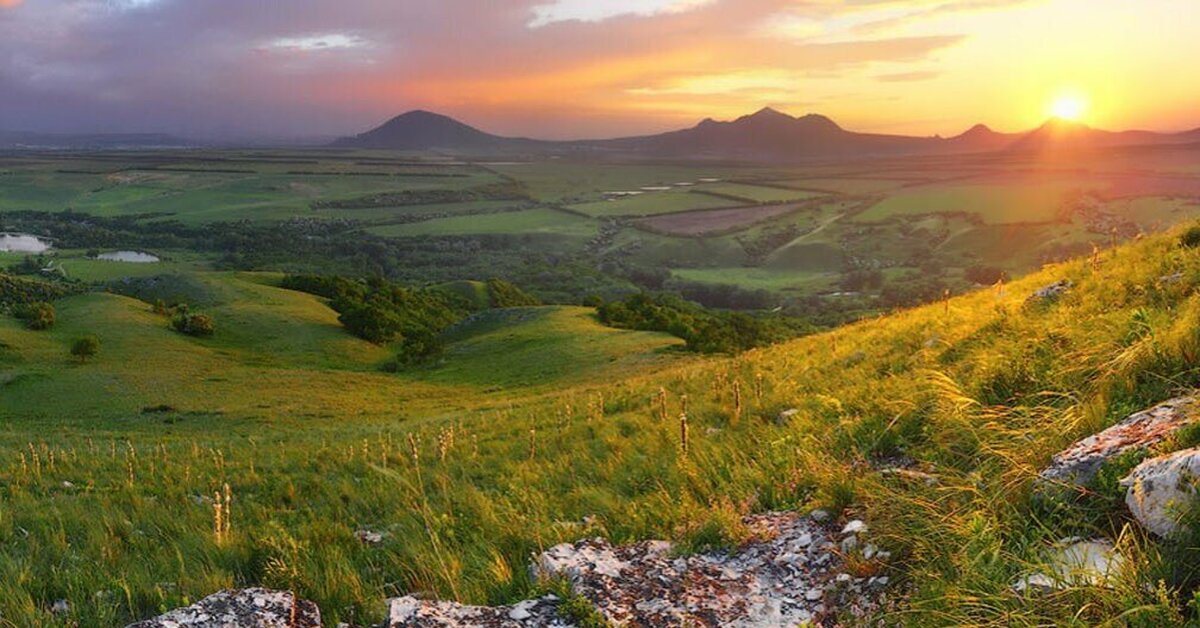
[0,0,23,7]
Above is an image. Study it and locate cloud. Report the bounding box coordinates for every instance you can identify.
[875,70,940,82]
[266,33,370,52]
[0,0,1073,139]
[0,0,22,7]
[528,0,715,27]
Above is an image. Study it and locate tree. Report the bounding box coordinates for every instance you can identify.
[172,312,216,337]
[14,301,56,330]
[70,335,100,362]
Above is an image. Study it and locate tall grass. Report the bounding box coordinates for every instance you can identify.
[3,227,1200,624]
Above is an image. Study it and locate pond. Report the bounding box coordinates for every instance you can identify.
[0,233,51,253]
[96,251,161,263]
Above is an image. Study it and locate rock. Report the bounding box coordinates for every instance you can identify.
[840,520,866,536]
[126,588,321,627]
[1012,539,1125,594]
[776,408,800,425]
[355,528,385,545]
[879,467,940,486]
[1121,446,1200,537]
[534,512,881,627]
[385,595,569,627]
[1025,279,1073,305]
[1036,397,1200,493]
[810,509,831,523]
[52,599,69,615]
[1159,272,1184,285]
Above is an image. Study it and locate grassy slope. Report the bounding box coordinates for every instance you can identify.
[4,230,1200,625]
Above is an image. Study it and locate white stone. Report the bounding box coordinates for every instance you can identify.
[1038,397,1200,492]
[841,520,866,536]
[1011,539,1126,594]
[1122,446,1200,537]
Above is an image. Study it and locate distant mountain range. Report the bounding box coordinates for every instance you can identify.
[335,108,1200,162]
[0,131,195,150]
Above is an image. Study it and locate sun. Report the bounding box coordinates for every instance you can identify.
[1049,92,1088,122]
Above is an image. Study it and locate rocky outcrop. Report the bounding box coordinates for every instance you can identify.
[1012,539,1126,593]
[1121,446,1200,537]
[386,595,571,627]
[387,511,890,627]
[1025,279,1073,305]
[532,511,887,627]
[126,588,321,628]
[1036,397,1199,493]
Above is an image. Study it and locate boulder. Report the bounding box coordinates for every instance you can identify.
[1036,397,1199,493]
[126,588,321,628]
[1012,539,1126,593]
[385,595,570,627]
[1121,447,1200,537]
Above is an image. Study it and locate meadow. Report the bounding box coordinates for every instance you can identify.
[4,219,1200,625]
[4,146,1197,313]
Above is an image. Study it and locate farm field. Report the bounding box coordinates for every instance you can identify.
[693,181,825,203]
[2,145,1199,313]
[567,190,735,217]
[636,202,809,236]
[855,180,1087,224]
[364,207,595,237]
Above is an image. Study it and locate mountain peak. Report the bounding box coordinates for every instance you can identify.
[751,106,791,119]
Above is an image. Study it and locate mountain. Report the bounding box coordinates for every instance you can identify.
[1006,118,1200,153]
[334,108,1200,161]
[603,107,937,159]
[0,131,193,149]
[332,110,545,150]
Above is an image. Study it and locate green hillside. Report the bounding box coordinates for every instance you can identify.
[2,228,1200,624]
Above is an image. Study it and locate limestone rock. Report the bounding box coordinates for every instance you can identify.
[125,588,321,628]
[532,512,886,627]
[1012,539,1125,593]
[1121,446,1200,537]
[385,595,570,627]
[1036,397,1199,492]
[1025,279,1073,305]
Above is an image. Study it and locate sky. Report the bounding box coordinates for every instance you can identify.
[0,0,1197,140]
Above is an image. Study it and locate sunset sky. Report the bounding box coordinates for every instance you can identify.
[1,0,1196,140]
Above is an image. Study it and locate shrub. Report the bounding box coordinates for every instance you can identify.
[172,312,216,337]
[70,335,100,362]
[13,301,56,330]
[486,278,540,308]
[1181,225,1200,248]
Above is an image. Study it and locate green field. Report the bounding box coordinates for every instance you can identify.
[365,207,596,237]
[856,181,1088,224]
[693,182,824,203]
[568,190,734,217]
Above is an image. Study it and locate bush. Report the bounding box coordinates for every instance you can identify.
[1181,225,1200,248]
[284,274,465,361]
[172,312,216,337]
[70,335,100,362]
[486,278,541,308]
[13,301,56,330]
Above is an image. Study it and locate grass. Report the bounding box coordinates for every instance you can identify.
[364,208,596,237]
[671,266,839,292]
[693,182,824,203]
[856,180,1088,224]
[4,224,1200,624]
